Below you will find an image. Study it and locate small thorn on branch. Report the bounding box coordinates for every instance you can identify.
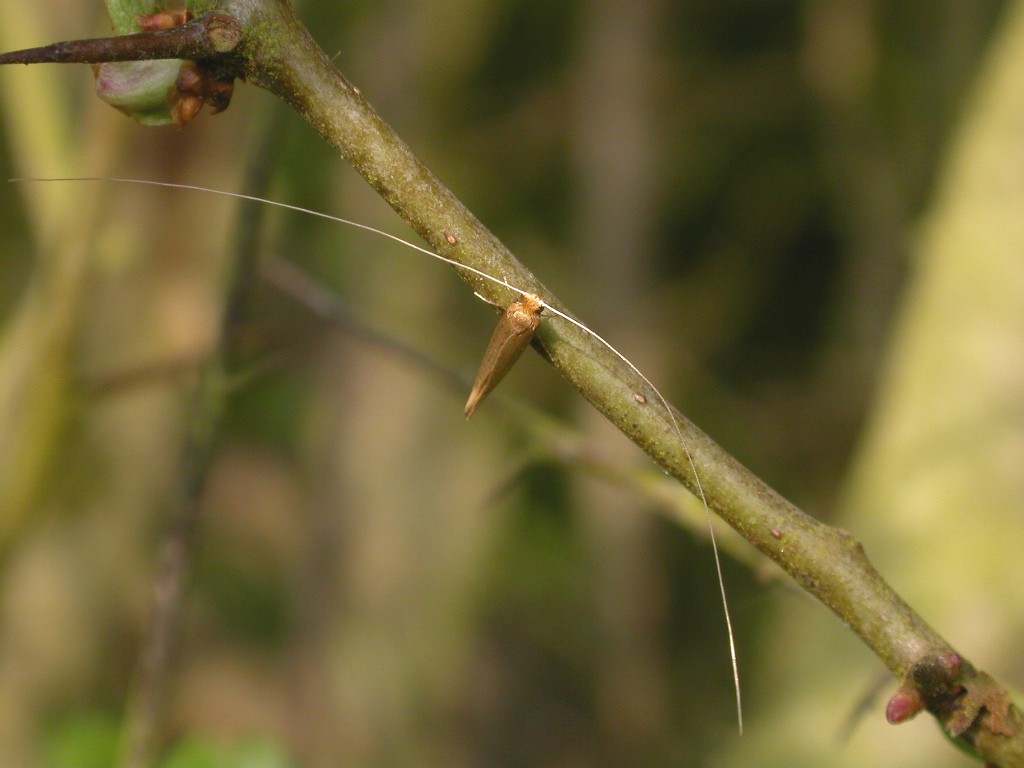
[0,12,242,67]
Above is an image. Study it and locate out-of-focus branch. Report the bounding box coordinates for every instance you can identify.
[117,91,278,768]
[263,255,782,584]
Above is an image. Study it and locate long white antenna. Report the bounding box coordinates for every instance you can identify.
[12,175,742,732]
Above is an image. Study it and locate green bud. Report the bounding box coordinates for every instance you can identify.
[93,59,181,126]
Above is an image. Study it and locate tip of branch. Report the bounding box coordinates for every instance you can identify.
[0,12,241,67]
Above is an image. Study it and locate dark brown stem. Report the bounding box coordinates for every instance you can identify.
[0,12,240,66]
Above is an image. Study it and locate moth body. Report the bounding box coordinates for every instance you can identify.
[463,293,544,418]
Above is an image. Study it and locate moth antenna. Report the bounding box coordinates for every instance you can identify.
[10,177,533,293]
[472,291,504,309]
[14,175,741,731]
[538,303,742,733]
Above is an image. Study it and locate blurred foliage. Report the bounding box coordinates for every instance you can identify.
[42,711,295,768]
[0,1,1021,767]
[160,736,295,768]
[42,712,120,768]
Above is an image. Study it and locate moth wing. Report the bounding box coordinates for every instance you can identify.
[464,297,542,418]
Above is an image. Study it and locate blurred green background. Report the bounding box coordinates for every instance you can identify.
[1,1,1022,766]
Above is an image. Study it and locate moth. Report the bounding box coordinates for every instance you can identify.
[464,293,544,418]
[20,176,742,732]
